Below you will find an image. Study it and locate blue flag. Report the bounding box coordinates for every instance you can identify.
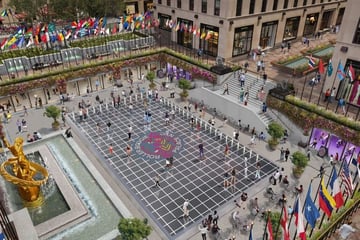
[304,184,320,228]
[327,59,333,77]
[330,169,337,190]
[337,62,345,81]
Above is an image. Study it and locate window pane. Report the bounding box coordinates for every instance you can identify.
[293,0,298,7]
[283,0,289,9]
[214,0,220,16]
[353,19,360,44]
[261,0,267,12]
[202,0,207,13]
[249,0,256,14]
[273,0,278,11]
[177,0,181,8]
[167,0,170,6]
[236,0,242,16]
[189,0,194,10]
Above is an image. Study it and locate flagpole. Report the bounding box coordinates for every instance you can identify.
[325,60,341,110]
[308,168,334,236]
[317,72,327,105]
[262,210,270,240]
[300,73,308,100]
[275,206,284,239]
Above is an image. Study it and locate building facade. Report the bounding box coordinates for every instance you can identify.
[329,0,360,110]
[154,0,346,59]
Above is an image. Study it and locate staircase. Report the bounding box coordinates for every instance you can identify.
[213,72,276,125]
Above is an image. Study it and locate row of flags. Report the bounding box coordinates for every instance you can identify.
[309,55,356,83]
[164,19,215,40]
[0,11,159,50]
[258,160,357,240]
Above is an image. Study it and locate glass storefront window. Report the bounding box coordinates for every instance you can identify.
[233,25,254,57]
[283,17,300,41]
[303,13,319,37]
[199,24,219,57]
[338,59,360,107]
[320,11,333,30]
[158,13,172,31]
[177,18,194,48]
[260,21,278,49]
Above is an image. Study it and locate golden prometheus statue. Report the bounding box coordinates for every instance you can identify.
[0,136,49,204]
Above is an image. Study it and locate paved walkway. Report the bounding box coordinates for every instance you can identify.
[1,32,359,239]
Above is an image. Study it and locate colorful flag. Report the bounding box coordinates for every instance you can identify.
[318,59,325,74]
[319,178,336,218]
[267,216,273,240]
[16,36,25,48]
[205,31,213,40]
[308,56,316,68]
[200,30,206,39]
[330,170,344,208]
[26,35,34,47]
[294,197,306,240]
[348,64,355,82]
[175,22,180,31]
[280,206,290,240]
[304,184,320,228]
[0,38,7,49]
[340,163,354,197]
[0,9,8,17]
[327,59,333,76]
[337,62,345,81]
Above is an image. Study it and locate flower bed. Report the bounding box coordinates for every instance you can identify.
[0,49,217,95]
[271,55,320,77]
[301,44,334,62]
[267,94,360,144]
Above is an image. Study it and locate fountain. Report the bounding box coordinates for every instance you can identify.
[0,136,49,206]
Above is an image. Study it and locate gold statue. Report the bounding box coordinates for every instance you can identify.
[0,136,49,203]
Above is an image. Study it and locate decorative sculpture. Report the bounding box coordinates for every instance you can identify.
[0,136,49,203]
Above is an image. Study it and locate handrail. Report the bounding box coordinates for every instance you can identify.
[310,196,360,240]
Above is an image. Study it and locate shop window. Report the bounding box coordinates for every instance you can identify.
[283,16,300,40]
[233,25,253,56]
[199,24,219,57]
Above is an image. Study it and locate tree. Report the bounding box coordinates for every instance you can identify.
[267,121,284,149]
[9,0,48,22]
[178,78,191,100]
[146,71,156,89]
[292,151,309,177]
[118,218,152,240]
[43,105,61,129]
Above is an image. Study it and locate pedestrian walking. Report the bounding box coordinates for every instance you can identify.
[230,167,236,185]
[109,144,113,155]
[96,122,101,135]
[240,73,245,87]
[224,144,230,160]
[38,98,43,108]
[128,125,132,140]
[198,224,208,240]
[249,135,256,146]
[279,167,284,183]
[262,102,267,113]
[255,162,261,179]
[107,121,112,132]
[183,199,190,218]
[280,147,284,161]
[222,83,229,95]
[194,102,198,112]
[46,89,51,100]
[199,143,204,159]
[285,148,290,161]
[213,210,219,225]
[154,174,160,187]
[16,119,22,133]
[126,145,132,158]
[307,148,311,161]
[273,170,280,185]
[23,106,28,116]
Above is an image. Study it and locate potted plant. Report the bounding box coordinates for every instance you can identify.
[43,105,61,130]
[146,71,156,89]
[291,151,309,178]
[118,218,152,240]
[267,121,284,150]
[178,78,191,101]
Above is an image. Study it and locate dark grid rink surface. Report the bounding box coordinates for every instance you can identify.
[69,95,278,239]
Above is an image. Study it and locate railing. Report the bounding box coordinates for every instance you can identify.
[311,196,360,240]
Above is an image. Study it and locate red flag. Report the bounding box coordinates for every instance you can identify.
[349,64,355,82]
[267,216,274,240]
[112,25,117,34]
[280,206,290,240]
[318,59,325,74]
[41,34,47,43]
[0,38,7,48]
